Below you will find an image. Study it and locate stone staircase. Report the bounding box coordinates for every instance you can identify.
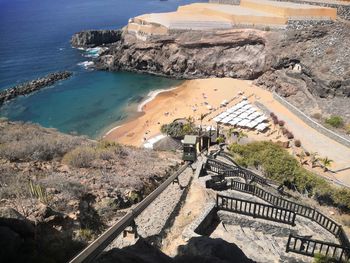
[199,157,339,262]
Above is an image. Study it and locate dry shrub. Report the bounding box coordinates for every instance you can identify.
[0,121,88,162]
[294,139,301,147]
[40,174,85,199]
[98,149,115,161]
[286,132,294,140]
[312,113,322,120]
[282,128,289,135]
[63,146,96,168]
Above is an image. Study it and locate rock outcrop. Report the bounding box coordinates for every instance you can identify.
[71,30,122,48]
[0,71,72,106]
[95,29,269,80]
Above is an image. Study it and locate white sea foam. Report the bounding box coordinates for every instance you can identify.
[104,125,121,136]
[77,61,94,69]
[137,86,178,112]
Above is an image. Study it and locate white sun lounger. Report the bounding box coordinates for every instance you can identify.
[246,108,256,114]
[246,120,259,129]
[237,119,250,127]
[256,123,269,131]
[221,116,233,124]
[256,115,268,123]
[239,112,249,119]
[229,117,242,126]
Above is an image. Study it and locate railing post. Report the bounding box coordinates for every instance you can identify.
[286,234,292,253]
[253,202,257,218]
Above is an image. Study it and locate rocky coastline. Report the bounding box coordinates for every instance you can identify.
[70,22,350,122]
[0,71,73,106]
[71,30,122,48]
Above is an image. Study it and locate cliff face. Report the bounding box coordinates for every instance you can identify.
[95,29,270,80]
[71,30,122,48]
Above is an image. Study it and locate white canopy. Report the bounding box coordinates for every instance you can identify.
[256,123,269,131]
[229,117,242,126]
[237,119,250,127]
[221,116,233,124]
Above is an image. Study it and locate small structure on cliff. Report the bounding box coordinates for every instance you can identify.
[182,135,199,162]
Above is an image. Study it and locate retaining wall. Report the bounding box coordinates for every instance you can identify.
[273,0,350,20]
[273,92,350,148]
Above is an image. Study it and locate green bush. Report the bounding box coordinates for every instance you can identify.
[325,115,344,128]
[228,141,350,211]
[160,121,196,138]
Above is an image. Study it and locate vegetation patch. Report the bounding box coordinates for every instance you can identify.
[228,141,350,212]
[325,115,344,128]
[160,118,197,138]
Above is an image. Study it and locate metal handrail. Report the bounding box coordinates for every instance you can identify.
[230,180,350,248]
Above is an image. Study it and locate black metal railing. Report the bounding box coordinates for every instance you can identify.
[206,157,268,185]
[216,194,296,226]
[286,234,350,262]
[230,180,349,249]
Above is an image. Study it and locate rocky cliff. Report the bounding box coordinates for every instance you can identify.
[71,30,122,48]
[95,29,269,80]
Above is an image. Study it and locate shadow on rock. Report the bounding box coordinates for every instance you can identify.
[174,236,256,263]
[96,236,255,263]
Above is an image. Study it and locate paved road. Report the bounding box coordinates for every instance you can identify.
[259,93,350,184]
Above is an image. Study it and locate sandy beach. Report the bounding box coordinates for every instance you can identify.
[104,77,350,182]
[104,78,258,146]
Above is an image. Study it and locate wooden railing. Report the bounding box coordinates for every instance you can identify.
[230,180,350,249]
[286,234,350,262]
[69,163,190,263]
[216,194,296,226]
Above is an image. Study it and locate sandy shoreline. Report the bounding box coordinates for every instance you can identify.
[104,78,259,146]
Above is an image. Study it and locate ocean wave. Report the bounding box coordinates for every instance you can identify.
[77,61,94,69]
[137,86,178,112]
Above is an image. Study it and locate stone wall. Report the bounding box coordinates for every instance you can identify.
[287,19,334,30]
[273,0,350,20]
[209,0,241,5]
[273,92,350,148]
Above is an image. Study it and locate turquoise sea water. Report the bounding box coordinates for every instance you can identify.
[0,0,203,138]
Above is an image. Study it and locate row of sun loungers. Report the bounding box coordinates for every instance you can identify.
[213,100,270,132]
